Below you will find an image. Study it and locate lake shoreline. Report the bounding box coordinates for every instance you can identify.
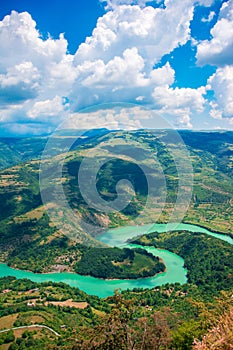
[182,220,233,237]
[1,254,168,281]
[2,221,230,278]
[0,222,230,298]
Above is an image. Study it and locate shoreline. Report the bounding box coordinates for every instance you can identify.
[106,220,232,237]
[182,220,233,236]
[0,255,167,281]
[0,221,230,285]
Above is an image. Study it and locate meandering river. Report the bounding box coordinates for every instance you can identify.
[0,223,232,298]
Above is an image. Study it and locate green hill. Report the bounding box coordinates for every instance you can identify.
[0,130,233,349]
[0,130,232,273]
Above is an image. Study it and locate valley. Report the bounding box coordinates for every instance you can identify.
[0,130,232,276]
[0,130,232,349]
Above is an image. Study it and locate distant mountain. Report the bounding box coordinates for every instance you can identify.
[0,128,111,170]
[0,137,47,170]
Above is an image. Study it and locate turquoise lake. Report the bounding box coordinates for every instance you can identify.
[0,223,232,298]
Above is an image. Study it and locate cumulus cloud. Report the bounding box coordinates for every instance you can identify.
[0,11,73,130]
[100,0,214,9]
[197,0,233,66]
[197,0,215,6]
[0,10,73,102]
[0,0,228,134]
[63,106,148,130]
[195,0,233,124]
[70,0,199,118]
[77,47,146,87]
[208,66,233,119]
[152,85,205,111]
[28,95,67,121]
[0,11,68,72]
[75,0,194,68]
[152,85,206,127]
[71,50,175,109]
[0,61,40,104]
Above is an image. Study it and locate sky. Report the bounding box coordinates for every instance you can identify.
[0,0,233,135]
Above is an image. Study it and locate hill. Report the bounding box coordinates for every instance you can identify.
[0,130,232,273]
[0,128,110,170]
[0,130,232,349]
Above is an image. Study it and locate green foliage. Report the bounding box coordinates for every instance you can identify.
[171,321,202,350]
[134,230,233,293]
[1,277,233,349]
[76,291,172,350]
[0,330,15,344]
[75,246,165,279]
[0,130,233,349]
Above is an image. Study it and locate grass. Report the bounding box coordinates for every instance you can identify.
[128,252,159,274]
[0,314,18,330]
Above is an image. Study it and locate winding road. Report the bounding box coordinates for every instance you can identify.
[0,324,60,337]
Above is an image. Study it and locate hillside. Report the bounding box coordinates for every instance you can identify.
[0,276,233,349]
[0,130,233,349]
[132,230,233,292]
[0,130,232,273]
[0,129,110,170]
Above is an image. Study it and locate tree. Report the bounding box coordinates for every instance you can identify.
[193,306,233,350]
[74,290,171,350]
[4,330,15,343]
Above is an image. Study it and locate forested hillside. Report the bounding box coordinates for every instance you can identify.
[0,130,232,273]
[0,130,232,349]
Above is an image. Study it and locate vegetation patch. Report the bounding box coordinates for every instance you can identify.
[74,246,165,279]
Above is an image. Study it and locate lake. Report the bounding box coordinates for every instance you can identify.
[0,223,232,298]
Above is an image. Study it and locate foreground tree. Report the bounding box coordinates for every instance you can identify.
[193,306,233,350]
[73,291,171,350]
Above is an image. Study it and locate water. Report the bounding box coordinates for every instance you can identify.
[0,223,232,297]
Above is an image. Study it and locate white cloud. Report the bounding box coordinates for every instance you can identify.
[197,0,215,6]
[0,11,68,72]
[197,0,233,66]
[75,1,194,69]
[100,0,214,9]
[70,0,196,111]
[0,11,73,129]
[209,108,222,120]
[201,10,215,23]
[152,85,205,111]
[0,10,73,102]
[28,95,66,120]
[74,50,173,91]
[71,58,175,110]
[0,1,228,134]
[208,66,233,119]
[62,106,149,130]
[152,85,206,127]
[0,61,40,104]
[49,55,78,87]
[197,1,233,123]
[177,114,193,129]
[100,0,161,10]
[77,47,146,87]
[0,122,54,136]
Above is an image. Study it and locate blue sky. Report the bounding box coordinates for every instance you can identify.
[0,0,105,54]
[0,0,232,135]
